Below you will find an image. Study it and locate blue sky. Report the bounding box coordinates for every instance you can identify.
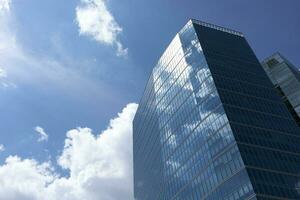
[0,0,299,199]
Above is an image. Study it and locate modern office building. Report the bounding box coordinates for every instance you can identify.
[261,53,300,126]
[133,19,300,200]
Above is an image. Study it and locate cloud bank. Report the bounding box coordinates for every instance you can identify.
[0,103,138,200]
[76,0,128,56]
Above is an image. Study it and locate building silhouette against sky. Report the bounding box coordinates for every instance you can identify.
[133,19,300,200]
[262,53,300,126]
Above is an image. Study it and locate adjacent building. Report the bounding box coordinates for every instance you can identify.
[133,19,300,200]
[261,53,300,126]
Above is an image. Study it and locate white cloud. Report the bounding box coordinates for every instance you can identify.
[76,0,128,56]
[0,144,5,152]
[0,0,10,11]
[0,156,55,200]
[34,126,49,142]
[0,103,138,200]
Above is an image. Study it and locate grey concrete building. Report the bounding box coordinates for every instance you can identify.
[262,53,300,125]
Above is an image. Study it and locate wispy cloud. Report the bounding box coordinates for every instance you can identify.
[0,67,16,89]
[0,1,18,90]
[0,144,5,152]
[0,4,120,103]
[0,0,10,11]
[0,67,7,78]
[0,103,137,200]
[34,126,49,142]
[76,0,128,57]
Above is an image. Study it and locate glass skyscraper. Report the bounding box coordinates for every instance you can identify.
[133,19,300,200]
[261,53,300,126]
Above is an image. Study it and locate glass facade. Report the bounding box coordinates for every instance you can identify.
[261,53,300,126]
[133,20,300,200]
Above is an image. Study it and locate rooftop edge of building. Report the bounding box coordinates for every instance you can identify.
[187,19,244,37]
